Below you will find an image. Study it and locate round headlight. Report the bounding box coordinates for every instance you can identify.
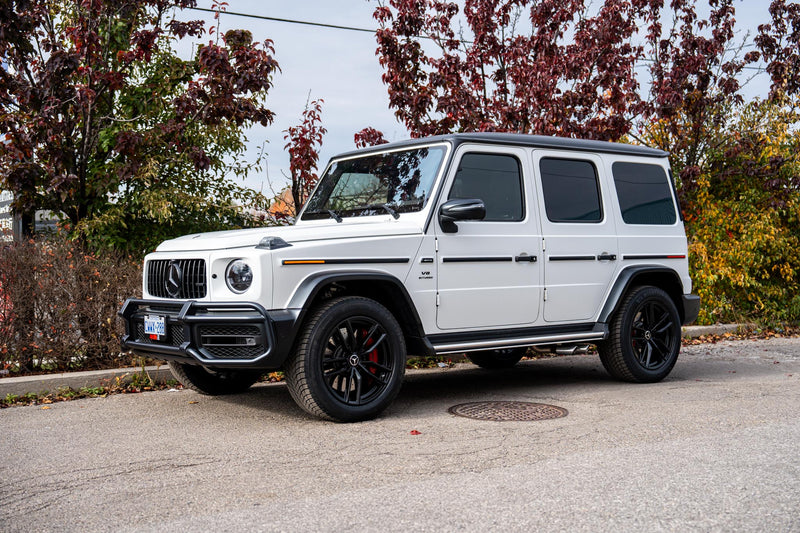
[225,260,253,294]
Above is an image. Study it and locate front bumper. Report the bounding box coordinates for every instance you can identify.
[119,299,298,369]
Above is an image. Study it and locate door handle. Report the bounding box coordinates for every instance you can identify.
[515,255,537,262]
[597,253,617,261]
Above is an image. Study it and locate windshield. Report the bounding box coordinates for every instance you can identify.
[301,145,446,221]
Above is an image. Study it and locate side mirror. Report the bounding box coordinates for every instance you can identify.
[439,198,486,233]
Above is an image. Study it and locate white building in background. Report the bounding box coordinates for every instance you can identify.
[0,190,62,241]
[0,190,12,241]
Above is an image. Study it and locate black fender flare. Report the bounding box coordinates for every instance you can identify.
[287,271,434,357]
[598,265,686,324]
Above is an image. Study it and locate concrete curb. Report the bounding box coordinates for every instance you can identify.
[0,324,753,398]
[0,366,174,397]
[681,323,756,338]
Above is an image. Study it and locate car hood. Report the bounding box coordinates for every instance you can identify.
[154,219,425,252]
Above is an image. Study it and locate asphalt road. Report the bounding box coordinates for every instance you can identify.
[1,337,799,532]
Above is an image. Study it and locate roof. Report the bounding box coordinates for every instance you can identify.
[335,132,668,160]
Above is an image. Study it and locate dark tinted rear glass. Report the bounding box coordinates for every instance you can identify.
[612,162,677,225]
[540,158,602,223]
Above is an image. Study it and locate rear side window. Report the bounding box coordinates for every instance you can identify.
[612,162,677,225]
[448,153,524,221]
[539,158,602,223]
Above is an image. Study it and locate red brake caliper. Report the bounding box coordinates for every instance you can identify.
[362,329,379,374]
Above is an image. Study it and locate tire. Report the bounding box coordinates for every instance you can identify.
[598,285,681,383]
[168,361,262,395]
[284,296,406,422]
[467,347,526,369]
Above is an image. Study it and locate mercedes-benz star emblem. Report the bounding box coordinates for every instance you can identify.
[165,261,183,298]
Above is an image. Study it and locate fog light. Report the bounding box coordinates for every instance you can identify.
[225,260,253,294]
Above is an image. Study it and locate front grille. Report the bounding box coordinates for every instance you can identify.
[147,259,207,299]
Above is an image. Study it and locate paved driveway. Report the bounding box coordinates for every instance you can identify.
[1,337,799,532]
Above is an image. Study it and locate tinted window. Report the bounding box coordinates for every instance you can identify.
[448,153,524,221]
[612,162,677,225]
[540,158,602,223]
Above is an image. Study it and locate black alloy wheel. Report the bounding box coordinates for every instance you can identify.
[322,316,394,406]
[285,296,406,422]
[629,299,678,371]
[599,285,681,383]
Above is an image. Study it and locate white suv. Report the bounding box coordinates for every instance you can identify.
[120,133,700,421]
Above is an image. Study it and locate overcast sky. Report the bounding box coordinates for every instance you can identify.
[187,0,775,195]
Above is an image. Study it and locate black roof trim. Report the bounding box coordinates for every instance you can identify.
[335,132,668,160]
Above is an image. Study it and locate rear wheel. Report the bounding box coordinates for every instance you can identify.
[285,297,406,422]
[598,286,681,383]
[168,361,262,395]
[467,347,526,369]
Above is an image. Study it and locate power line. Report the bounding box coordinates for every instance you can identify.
[193,7,767,73]
[189,7,377,35]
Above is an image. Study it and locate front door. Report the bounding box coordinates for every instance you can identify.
[435,146,542,330]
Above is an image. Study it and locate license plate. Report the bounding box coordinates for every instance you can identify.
[144,315,166,337]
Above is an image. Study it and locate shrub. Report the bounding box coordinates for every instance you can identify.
[0,235,142,373]
[683,100,800,325]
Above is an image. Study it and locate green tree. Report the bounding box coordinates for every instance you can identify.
[0,0,278,254]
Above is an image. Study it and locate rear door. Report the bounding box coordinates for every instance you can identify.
[532,151,620,322]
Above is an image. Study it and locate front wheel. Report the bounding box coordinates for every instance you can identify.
[598,286,681,383]
[284,297,406,422]
[168,361,262,395]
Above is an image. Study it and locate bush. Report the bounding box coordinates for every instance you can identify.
[683,100,800,325]
[0,236,142,374]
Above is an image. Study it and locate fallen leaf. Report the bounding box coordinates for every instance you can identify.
[41,406,51,410]
[188,401,199,404]
[409,430,421,435]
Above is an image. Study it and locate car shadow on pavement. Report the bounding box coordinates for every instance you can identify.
[212,356,617,421]
[398,357,612,402]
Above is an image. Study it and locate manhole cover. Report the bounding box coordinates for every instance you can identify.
[448,401,568,422]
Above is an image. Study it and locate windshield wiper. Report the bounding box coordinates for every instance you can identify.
[327,209,343,223]
[359,203,399,219]
[380,203,400,219]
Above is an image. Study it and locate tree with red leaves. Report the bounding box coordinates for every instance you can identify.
[354,127,389,149]
[635,0,800,198]
[756,0,800,99]
[372,0,800,196]
[284,98,326,216]
[374,0,646,140]
[0,0,278,253]
[633,0,751,192]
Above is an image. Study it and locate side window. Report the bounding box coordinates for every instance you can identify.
[448,153,524,221]
[612,162,677,225]
[540,158,602,223]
